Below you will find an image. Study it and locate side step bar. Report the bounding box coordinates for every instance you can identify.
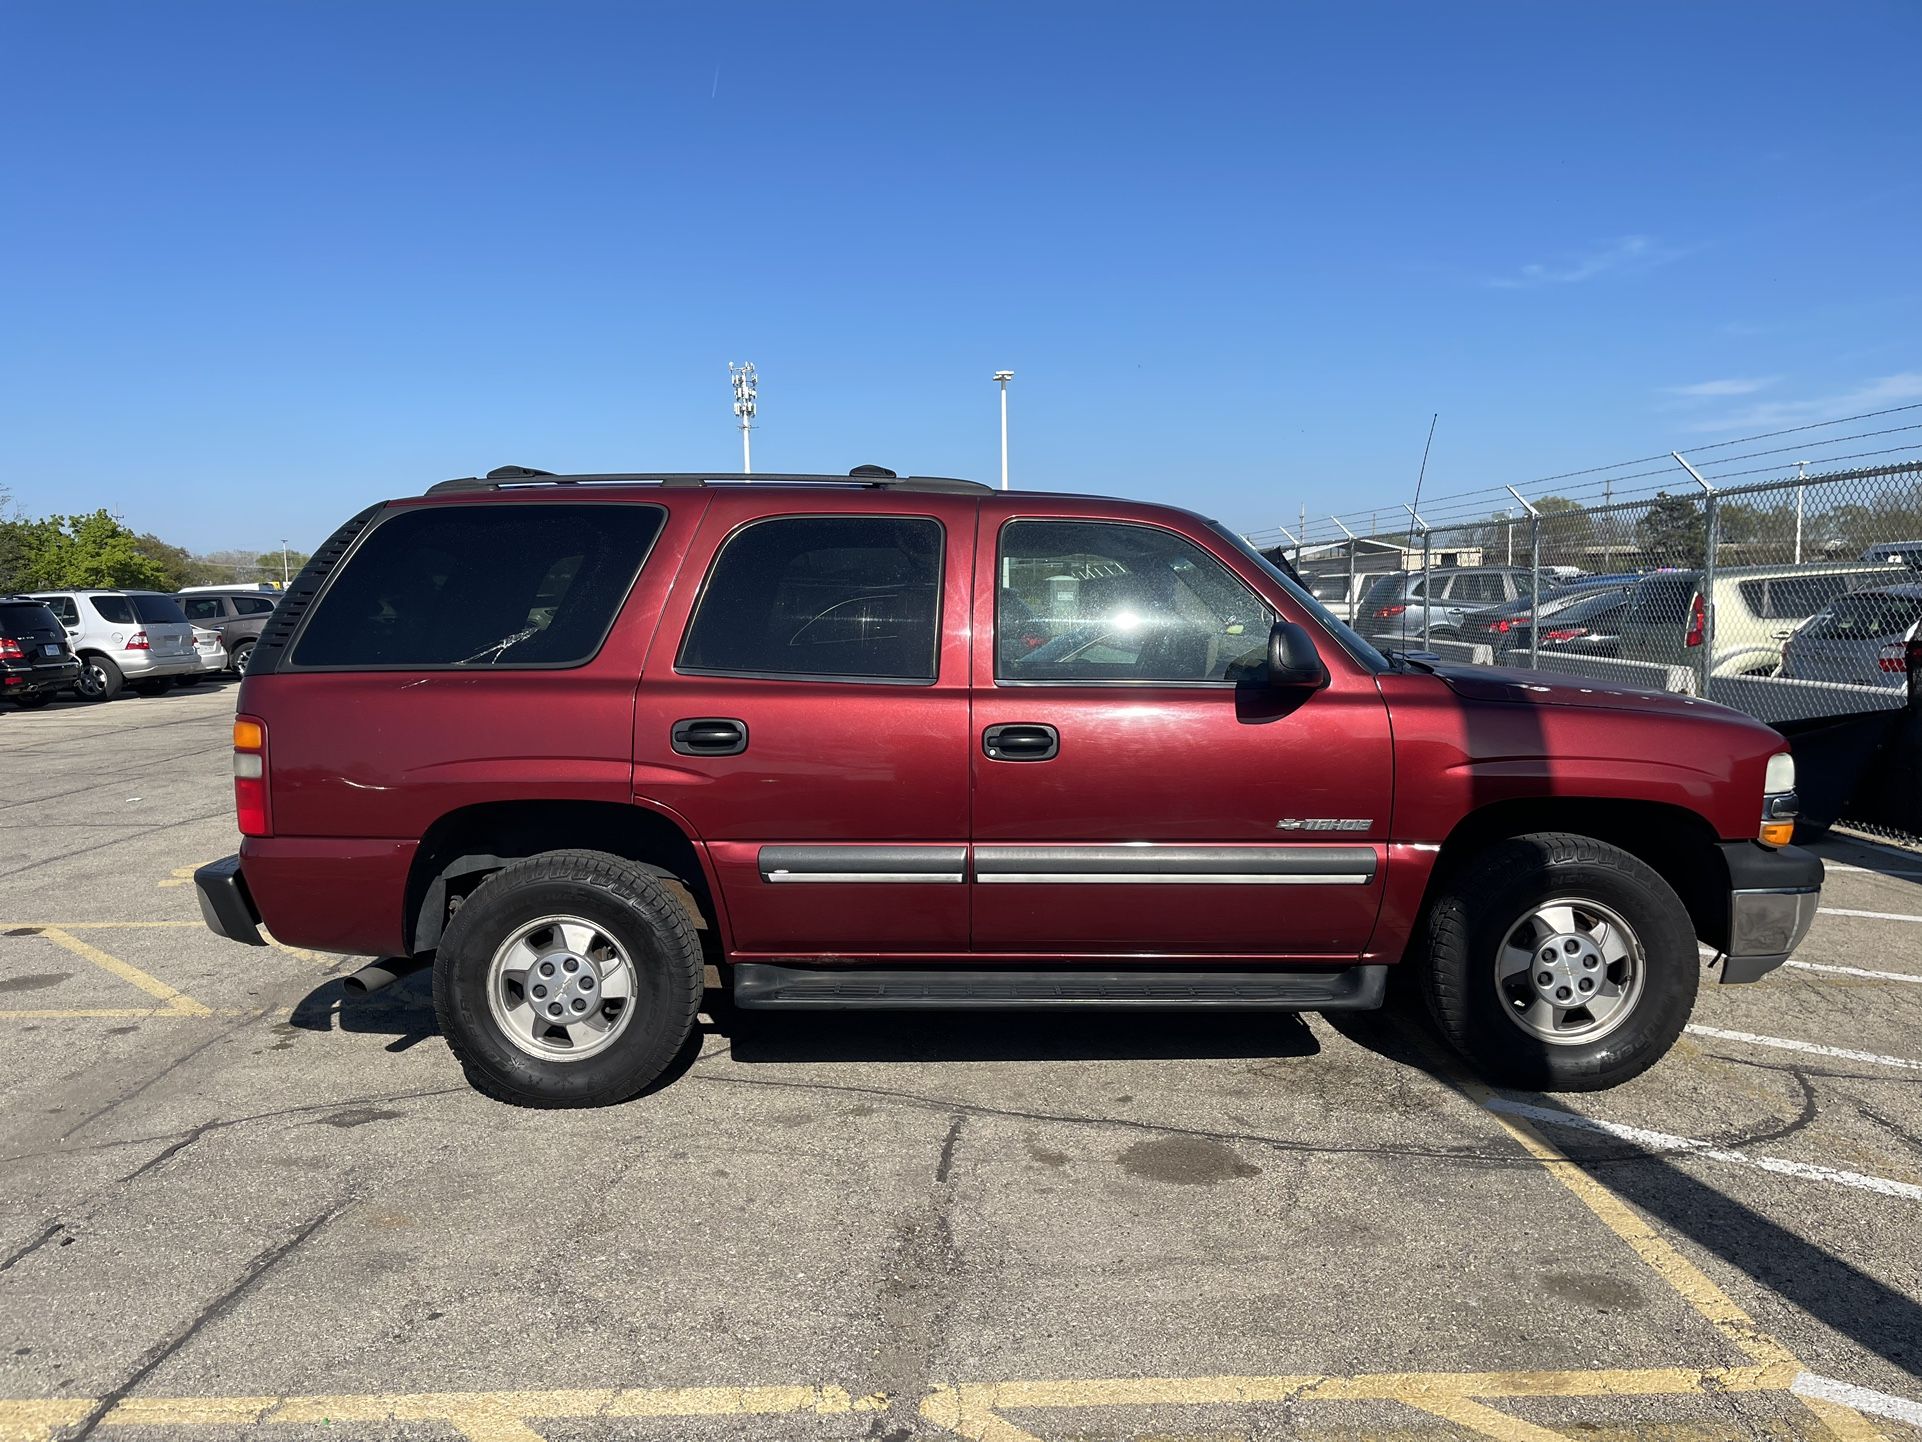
[732,963,1386,1011]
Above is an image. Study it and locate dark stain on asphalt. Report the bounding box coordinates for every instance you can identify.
[106,1026,138,1036]
[0,973,71,994]
[1541,1271,1646,1309]
[3,927,43,937]
[317,1107,402,1129]
[1028,1144,1069,1169]
[1120,1135,1260,1185]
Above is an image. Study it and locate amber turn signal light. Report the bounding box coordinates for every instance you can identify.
[233,718,265,750]
[1758,820,1794,847]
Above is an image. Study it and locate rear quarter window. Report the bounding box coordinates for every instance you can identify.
[1737,575,1849,620]
[290,503,665,668]
[89,595,135,625]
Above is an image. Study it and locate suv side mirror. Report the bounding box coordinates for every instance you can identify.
[1266,621,1324,688]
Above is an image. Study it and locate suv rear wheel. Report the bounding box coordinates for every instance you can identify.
[1420,832,1697,1091]
[73,654,123,702]
[433,850,704,1108]
[230,639,255,674]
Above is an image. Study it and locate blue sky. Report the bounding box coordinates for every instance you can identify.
[3,1,1917,553]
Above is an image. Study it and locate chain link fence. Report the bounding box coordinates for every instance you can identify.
[1283,461,1922,844]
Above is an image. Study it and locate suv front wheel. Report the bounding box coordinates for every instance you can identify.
[434,850,704,1108]
[1420,832,1697,1091]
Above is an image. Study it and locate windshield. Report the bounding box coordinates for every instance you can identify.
[1208,523,1391,672]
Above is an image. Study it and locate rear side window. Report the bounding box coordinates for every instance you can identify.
[41,596,79,626]
[89,595,135,625]
[0,602,61,636]
[233,595,277,615]
[292,503,664,668]
[181,597,227,623]
[679,516,943,682]
[1448,573,1506,603]
[132,595,189,625]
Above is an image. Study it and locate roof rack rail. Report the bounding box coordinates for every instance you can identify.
[425,469,993,496]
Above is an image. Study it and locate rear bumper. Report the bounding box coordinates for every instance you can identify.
[1,657,81,693]
[1717,841,1824,983]
[194,855,265,946]
[119,651,197,679]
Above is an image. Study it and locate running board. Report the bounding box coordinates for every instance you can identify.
[731,963,1386,1010]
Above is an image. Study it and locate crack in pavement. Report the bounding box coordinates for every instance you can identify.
[62,1200,349,1442]
[0,1221,66,1276]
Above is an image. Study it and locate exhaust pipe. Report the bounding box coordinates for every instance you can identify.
[342,957,429,996]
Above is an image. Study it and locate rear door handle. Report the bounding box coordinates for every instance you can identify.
[983,723,1059,761]
[672,717,748,756]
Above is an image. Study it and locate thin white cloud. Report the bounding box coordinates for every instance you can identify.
[1487,235,1684,289]
[1663,377,1780,399]
[1682,371,1922,433]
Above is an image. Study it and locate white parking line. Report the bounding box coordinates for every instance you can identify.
[1823,863,1922,877]
[1792,1372,1922,1429]
[1483,1098,1922,1202]
[1819,907,1922,923]
[1786,959,1922,984]
[1686,1025,1922,1072]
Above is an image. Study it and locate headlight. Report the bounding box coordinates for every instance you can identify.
[1765,753,1795,795]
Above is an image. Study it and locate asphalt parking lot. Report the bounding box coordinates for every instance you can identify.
[2,684,1920,1442]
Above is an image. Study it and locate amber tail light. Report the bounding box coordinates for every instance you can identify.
[233,716,271,837]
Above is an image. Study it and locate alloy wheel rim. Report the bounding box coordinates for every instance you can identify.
[1493,896,1644,1046]
[485,914,636,1062]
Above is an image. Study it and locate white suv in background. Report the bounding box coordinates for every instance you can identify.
[29,589,199,701]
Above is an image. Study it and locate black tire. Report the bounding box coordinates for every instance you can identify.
[1420,832,1698,1091]
[73,654,123,702]
[1793,818,1833,844]
[10,693,51,710]
[230,641,254,674]
[433,850,703,1108]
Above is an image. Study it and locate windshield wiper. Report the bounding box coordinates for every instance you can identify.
[1387,648,1442,673]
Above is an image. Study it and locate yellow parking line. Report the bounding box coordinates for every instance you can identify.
[0,922,204,930]
[1451,1078,1881,1441]
[0,1383,886,1442]
[35,928,211,1018]
[918,1365,1796,1441]
[1402,1393,1576,1441]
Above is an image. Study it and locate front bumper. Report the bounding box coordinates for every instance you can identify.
[1717,840,1823,983]
[194,855,266,946]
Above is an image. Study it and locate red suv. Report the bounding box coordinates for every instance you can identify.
[194,467,1822,1106]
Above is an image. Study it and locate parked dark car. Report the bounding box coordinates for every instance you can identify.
[1459,578,1637,653]
[1496,590,1634,661]
[174,589,279,674]
[0,598,82,708]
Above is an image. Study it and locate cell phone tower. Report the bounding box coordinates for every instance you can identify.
[729,362,757,476]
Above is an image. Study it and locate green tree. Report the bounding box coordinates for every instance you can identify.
[12,511,174,590]
[1534,495,1595,569]
[1635,492,1707,568]
[256,549,311,581]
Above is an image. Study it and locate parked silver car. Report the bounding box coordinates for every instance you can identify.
[1780,583,1922,688]
[1356,566,1536,644]
[29,589,198,701]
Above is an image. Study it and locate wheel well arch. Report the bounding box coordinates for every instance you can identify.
[404,800,720,955]
[1430,797,1730,951]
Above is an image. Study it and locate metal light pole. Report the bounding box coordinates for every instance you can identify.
[993,371,1014,489]
[280,540,289,587]
[729,362,757,476]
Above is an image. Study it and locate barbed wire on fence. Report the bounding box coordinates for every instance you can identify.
[1242,403,1922,551]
